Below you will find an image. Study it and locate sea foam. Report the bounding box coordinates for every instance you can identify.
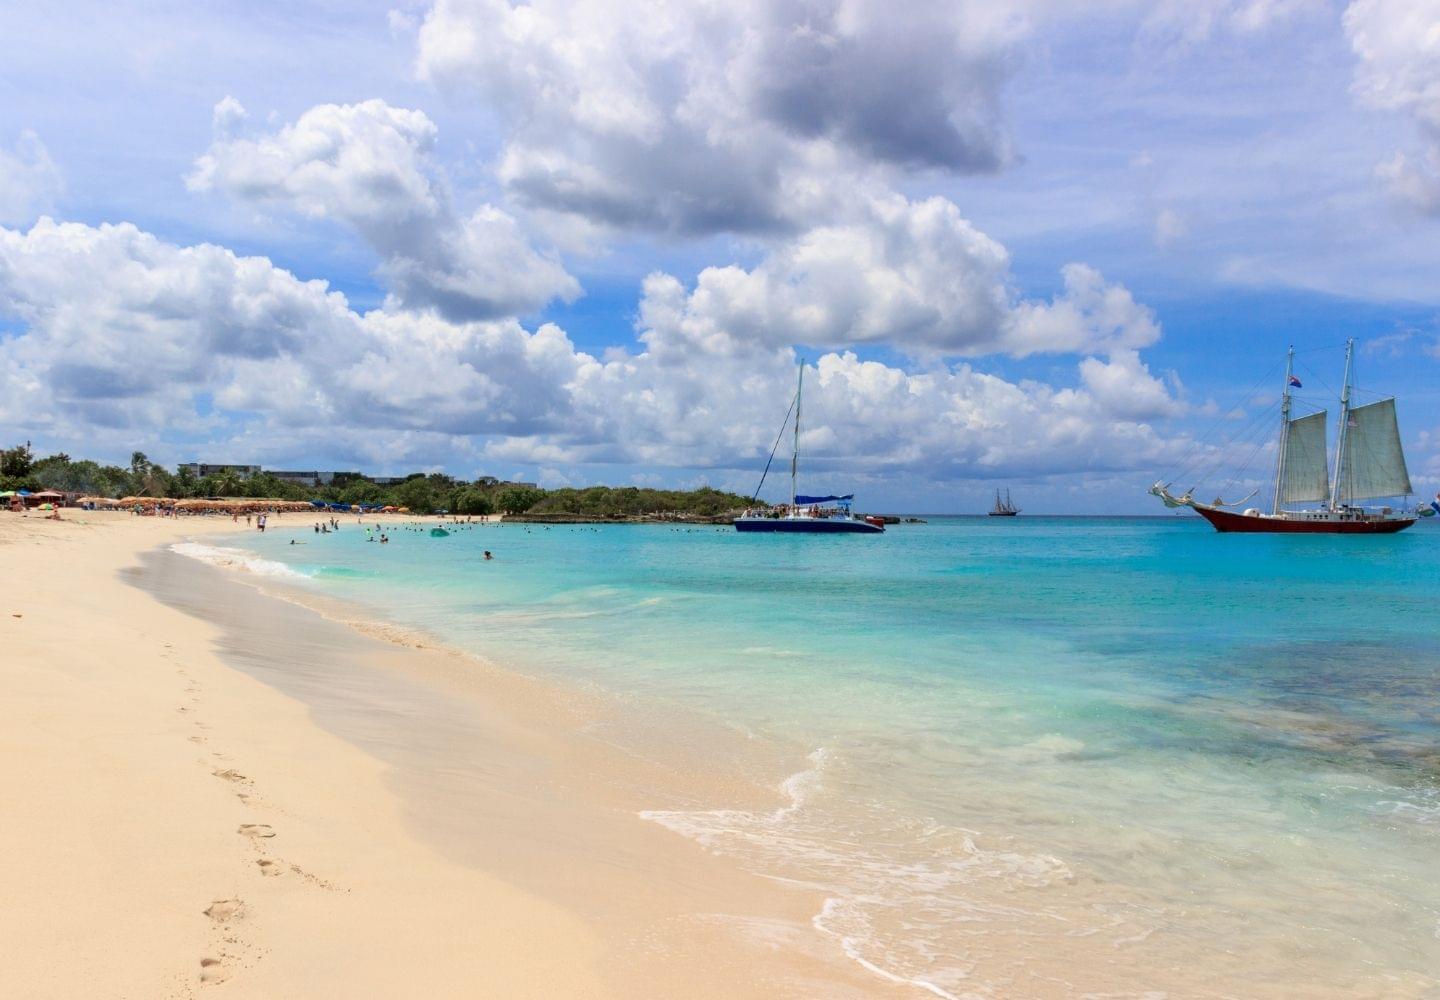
[640,747,1070,999]
[170,542,311,580]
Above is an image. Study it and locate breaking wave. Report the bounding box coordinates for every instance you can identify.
[170,542,312,580]
[641,748,1071,1000]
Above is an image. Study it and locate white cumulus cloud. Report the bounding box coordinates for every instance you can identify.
[1346,0,1440,214]
[631,194,1159,359]
[0,217,1184,485]
[415,0,1027,235]
[188,98,580,319]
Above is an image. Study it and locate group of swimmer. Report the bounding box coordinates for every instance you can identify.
[286,517,496,560]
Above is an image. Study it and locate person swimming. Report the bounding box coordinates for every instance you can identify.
[483,550,493,560]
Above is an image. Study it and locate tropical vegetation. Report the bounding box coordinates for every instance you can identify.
[0,444,756,517]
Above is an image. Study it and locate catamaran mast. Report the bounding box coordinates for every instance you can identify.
[1272,345,1295,515]
[791,361,802,510]
[1329,338,1354,511]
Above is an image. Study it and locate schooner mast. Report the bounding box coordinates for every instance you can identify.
[1329,338,1354,512]
[1270,346,1295,516]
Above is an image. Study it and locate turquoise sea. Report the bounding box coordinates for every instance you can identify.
[194,516,1440,997]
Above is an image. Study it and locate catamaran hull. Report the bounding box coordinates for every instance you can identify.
[1194,505,1415,534]
[734,517,884,534]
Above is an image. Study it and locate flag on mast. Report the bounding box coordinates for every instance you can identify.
[1288,375,1302,388]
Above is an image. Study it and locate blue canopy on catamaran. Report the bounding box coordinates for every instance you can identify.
[794,494,853,504]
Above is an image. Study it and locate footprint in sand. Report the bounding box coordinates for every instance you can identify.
[289,864,341,892]
[203,899,245,923]
[198,957,228,984]
[255,859,282,877]
[188,735,207,745]
[237,824,274,839]
[211,768,248,784]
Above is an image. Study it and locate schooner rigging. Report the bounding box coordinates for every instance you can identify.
[1151,340,1424,533]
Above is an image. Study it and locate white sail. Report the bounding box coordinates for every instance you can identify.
[1337,398,1411,501]
[1280,410,1329,503]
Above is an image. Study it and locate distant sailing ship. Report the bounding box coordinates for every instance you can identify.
[989,489,1020,517]
[734,363,885,534]
[1151,339,1426,533]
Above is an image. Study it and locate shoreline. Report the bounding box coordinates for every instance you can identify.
[1,512,899,998]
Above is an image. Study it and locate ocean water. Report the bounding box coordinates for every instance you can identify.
[195,516,1440,997]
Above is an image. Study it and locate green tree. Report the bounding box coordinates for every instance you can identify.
[34,456,102,493]
[92,465,131,498]
[395,476,437,513]
[454,487,494,516]
[339,480,383,505]
[214,470,243,497]
[172,465,198,498]
[496,486,545,514]
[1,443,35,479]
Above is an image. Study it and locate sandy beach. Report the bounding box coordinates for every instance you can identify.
[0,511,895,999]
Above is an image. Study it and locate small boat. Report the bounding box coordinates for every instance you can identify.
[734,363,884,534]
[988,489,1020,516]
[1151,339,1424,533]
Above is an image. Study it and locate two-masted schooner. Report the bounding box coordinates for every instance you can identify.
[1151,339,1422,533]
[988,489,1020,517]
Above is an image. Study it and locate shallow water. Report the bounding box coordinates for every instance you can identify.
[203,515,1440,997]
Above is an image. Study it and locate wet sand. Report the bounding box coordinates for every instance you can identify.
[0,512,895,998]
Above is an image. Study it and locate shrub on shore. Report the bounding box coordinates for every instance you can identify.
[1,443,757,518]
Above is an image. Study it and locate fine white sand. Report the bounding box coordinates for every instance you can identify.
[0,511,896,999]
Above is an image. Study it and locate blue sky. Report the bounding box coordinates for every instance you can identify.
[1,0,1437,512]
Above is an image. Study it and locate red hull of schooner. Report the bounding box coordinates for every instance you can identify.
[1193,505,1415,534]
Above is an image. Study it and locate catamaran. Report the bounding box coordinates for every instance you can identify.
[734,363,885,534]
[1151,339,1425,533]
